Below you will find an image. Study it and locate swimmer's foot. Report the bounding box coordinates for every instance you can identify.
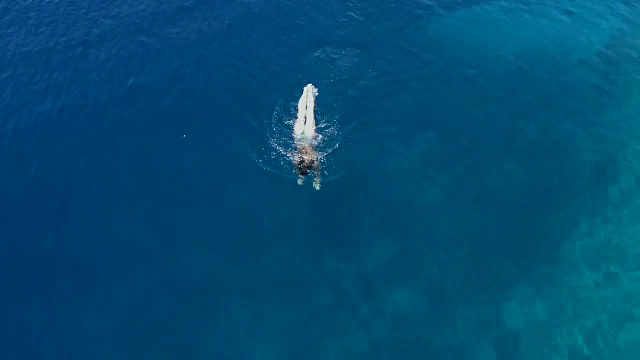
[297,176,304,185]
[313,179,320,190]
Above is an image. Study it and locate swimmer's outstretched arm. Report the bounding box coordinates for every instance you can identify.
[294,85,309,137]
[304,84,317,139]
[312,160,321,190]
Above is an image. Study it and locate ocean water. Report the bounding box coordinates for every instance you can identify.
[2,0,640,359]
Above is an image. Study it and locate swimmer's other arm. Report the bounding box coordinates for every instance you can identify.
[313,161,321,190]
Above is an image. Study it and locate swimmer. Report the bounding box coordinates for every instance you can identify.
[293,84,321,190]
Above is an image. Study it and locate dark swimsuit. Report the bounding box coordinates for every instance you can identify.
[296,159,314,176]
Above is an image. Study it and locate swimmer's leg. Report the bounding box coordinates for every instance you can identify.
[304,84,316,139]
[293,85,309,137]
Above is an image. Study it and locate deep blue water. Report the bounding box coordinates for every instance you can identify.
[2,0,640,359]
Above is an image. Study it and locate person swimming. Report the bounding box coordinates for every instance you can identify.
[293,84,321,190]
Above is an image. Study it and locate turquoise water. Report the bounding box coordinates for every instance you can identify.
[2,0,640,359]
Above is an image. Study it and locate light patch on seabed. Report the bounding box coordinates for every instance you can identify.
[424,0,629,66]
[249,90,345,182]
